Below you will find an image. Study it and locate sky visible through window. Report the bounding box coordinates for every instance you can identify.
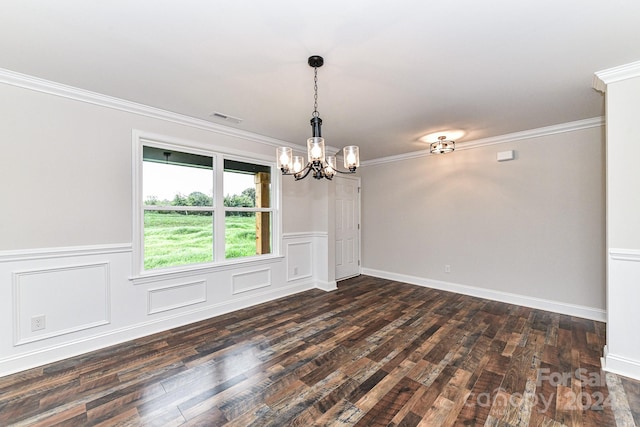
[143,162,254,201]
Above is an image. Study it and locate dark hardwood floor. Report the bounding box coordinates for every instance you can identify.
[1,275,638,426]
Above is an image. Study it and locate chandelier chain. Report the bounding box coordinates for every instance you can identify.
[312,67,319,118]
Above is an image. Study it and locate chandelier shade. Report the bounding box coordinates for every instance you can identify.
[277,56,360,180]
[307,136,325,162]
[343,146,360,170]
[277,147,292,170]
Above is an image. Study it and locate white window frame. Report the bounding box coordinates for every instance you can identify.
[131,130,282,280]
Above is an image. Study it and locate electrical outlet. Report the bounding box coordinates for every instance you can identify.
[444,264,451,273]
[293,267,299,275]
[31,315,46,331]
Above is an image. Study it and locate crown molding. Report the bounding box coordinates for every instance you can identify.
[362,117,604,167]
[0,67,308,152]
[593,60,640,92]
[0,67,605,165]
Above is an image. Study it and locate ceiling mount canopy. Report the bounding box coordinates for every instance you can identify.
[307,55,324,68]
[277,56,360,180]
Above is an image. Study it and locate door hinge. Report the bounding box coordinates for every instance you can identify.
[358,187,361,193]
[358,224,360,230]
[358,260,361,266]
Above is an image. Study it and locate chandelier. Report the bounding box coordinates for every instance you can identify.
[277,56,360,180]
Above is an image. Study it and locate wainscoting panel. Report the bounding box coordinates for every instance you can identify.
[286,241,313,282]
[604,249,640,380]
[148,280,207,314]
[13,262,110,345]
[232,269,271,295]
[0,238,325,377]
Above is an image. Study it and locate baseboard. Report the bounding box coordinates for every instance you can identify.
[0,280,314,378]
[362,268,606,322]
[602,346,640,380]
[316,280,338,292]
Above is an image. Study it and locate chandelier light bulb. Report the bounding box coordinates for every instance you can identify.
[307,137,325,162]
[343,146,360,169]
[292,156,304,173]
[311,145,322,159]
[277,147,292,171]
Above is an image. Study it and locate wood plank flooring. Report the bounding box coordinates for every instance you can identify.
[1,275,638,426]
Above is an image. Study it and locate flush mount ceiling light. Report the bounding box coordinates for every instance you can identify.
[430,136,455,154]
[420,130,464,154]
[277,56,360,180]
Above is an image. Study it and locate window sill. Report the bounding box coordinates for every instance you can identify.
[129,254,284,285]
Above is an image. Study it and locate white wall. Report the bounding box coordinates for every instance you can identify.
[0,77,331,376]
[606,77,640,248]
[282,174,328,234]
[360,125,606,319]
[597,63,640,381]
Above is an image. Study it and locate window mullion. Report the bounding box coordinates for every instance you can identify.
[143,205,214,212]
[214,155,226,262]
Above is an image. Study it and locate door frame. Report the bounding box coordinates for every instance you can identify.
[334,174,362,280]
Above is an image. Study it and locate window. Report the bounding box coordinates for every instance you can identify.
[223,159,272,259]
[135,135,278,273]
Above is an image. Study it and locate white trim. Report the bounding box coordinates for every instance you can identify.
[362,268,606,322]
[609,248,640,262]
[0,280,314,378]
[362,117,605,166]
[231,268,272,295]
[334,175,362,281]
[135,129,277,163]
[147,280,207,315]
[0,67,304,151]
[316,280,338,292]
[283,231,328,239]
[594,60,640,91]
[0,243,131,262]
[602,346,640,380]
[130,255,284,285]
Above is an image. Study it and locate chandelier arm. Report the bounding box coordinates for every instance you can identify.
[332,168,357,175]
[311,161,325,179]
[294,163,313,181]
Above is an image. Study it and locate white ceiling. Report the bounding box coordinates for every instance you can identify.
[2,1,640,160]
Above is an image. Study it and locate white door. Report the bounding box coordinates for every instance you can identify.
[335,175,361,280]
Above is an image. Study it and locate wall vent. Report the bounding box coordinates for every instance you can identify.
[210,112,243,124]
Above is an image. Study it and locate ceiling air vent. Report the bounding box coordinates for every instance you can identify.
[210,112,243,124]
